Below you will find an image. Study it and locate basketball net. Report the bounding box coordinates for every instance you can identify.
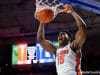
[35,0,64,19]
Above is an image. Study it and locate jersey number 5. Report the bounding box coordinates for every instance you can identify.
[58,52,65,64]
[58,49,68,64]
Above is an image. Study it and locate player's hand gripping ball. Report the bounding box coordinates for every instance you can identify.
[35,9,54,23]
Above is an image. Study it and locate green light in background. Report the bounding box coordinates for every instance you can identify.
[12,45,18,64]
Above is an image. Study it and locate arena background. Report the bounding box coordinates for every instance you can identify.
[0,0,100,75]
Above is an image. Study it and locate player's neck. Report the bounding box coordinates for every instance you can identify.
[59,42,69,48]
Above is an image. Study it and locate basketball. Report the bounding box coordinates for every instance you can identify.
[35,9,54,23]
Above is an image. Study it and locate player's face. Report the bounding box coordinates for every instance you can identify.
[58,32,70,45]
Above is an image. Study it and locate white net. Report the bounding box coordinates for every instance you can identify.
[36,0,62,6]
[35,0,64,17]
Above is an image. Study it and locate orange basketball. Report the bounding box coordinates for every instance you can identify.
[35,9,54,23]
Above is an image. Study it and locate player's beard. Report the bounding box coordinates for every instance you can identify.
[58,37,69,47]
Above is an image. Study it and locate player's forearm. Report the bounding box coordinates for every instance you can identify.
[62,4,86,28]
[71,11,86,29]
[37,23,45,42]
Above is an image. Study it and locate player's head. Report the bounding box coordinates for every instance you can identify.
[58,32,71,46]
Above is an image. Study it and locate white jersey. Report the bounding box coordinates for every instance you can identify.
[56,44,82,75]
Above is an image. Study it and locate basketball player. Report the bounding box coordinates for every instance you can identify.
[37,5,87,75]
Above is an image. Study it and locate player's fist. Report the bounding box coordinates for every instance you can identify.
[63,4,73,13]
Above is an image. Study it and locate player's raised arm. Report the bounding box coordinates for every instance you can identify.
[70,9,87,50]
[63,4,87,50]
[37,23,57,53]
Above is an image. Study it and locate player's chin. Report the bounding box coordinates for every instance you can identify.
[59,40,64,43]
